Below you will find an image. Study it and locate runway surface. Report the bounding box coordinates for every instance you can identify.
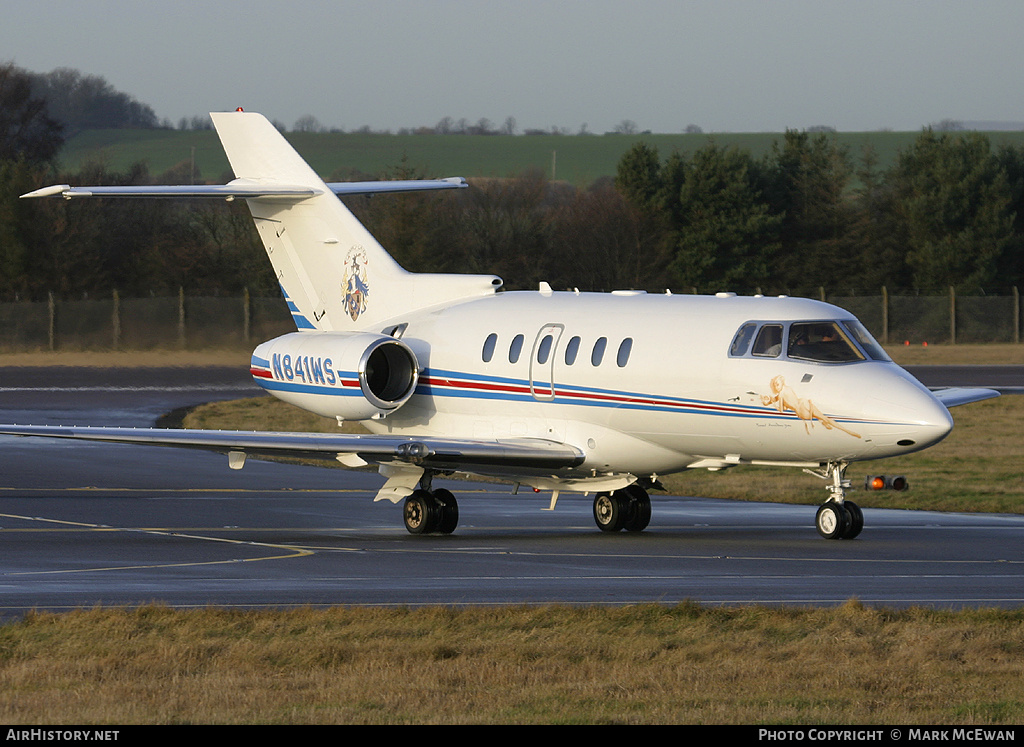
[1,363,1022,618]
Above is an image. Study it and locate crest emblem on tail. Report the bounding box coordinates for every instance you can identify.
[342,246,370,321]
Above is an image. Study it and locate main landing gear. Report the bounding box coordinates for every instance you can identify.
[401,478,655,535]
[592,484,652,533]
[812,461,863,540]
[403,487,459,535]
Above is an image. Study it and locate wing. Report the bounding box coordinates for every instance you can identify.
[0,424,584,499]
[20,177,467,201]
[931,387,1001,408]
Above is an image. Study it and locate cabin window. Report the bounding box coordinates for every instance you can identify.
[787,322,864,363]
[509,334,524,363]
[537,334,553,364]
[564,336,581,365]
[729,323,757,356]
[616,338,633,367]
[482,333,497,363]
[591,337,607,366]
[751,324,783,357]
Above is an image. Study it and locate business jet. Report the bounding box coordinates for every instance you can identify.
[7,110,998,540]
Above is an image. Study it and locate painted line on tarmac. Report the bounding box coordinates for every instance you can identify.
[0,512,314,574]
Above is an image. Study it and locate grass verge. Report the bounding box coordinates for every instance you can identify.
[2,603,1024,725]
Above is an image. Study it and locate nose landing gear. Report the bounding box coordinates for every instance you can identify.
[810,461,863,540]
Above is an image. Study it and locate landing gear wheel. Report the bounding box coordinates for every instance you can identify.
[593,492,626,532]
[403,490,440,534]
[840,500,863,540]
[433,488,460,535]
[621,484,652,533]
[815,502,849,540]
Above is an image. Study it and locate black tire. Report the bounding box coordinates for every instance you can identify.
[433,488,460,535]
[403,490,440,534]
[840,500,864,539]
[593,492,625,532]
[622,484,652,532]
[815,502,849,540]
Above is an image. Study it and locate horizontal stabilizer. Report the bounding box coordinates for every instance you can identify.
[21,177,467,201]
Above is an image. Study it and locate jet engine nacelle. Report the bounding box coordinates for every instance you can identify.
[252,331,420,421]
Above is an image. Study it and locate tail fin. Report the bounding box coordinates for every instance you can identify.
[211,110,500,331]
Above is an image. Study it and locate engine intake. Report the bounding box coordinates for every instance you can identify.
[360,336,419,409]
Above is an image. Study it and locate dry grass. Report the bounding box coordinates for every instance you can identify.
[1,603,1023,724]
[0,348,250,367]
[885,343,1023,366]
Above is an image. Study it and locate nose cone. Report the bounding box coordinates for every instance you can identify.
[865,366,953,456]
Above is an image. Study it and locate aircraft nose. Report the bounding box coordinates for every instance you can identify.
[869,370,953,453]
[909,391,954,447]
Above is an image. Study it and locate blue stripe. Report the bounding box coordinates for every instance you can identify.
[257,378,361,397]
[292,313,317,330]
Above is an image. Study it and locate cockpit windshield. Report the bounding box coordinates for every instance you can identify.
[729,319,889,363]
[787,322,863,363]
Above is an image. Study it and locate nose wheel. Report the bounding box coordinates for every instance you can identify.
[812,461,864,539]
[815,500,863,540]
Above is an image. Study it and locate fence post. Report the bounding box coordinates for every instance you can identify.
[178,287,186,349]
[881,286,888,345]
[48,292,56,351]
[243,287,251,343]
[949,286,956,345]
[112,289,120,350]
[1014,286,1020,344]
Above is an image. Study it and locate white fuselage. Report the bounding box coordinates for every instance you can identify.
[252,290,954,485]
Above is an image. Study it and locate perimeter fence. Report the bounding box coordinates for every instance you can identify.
[0,287,1020,352]
[0,290,293,352]
[830,287,1021,345]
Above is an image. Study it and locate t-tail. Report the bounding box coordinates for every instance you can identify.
[210,110,501,331]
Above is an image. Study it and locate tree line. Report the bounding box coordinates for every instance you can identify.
[4,131,1024,302]
[2,62,1023,301]
[614,130,1024,297]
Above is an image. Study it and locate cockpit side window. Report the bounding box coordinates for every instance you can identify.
[729,323,757,356]
[751,324,783,357]
[842,320,890,361]
[787,322,864,363]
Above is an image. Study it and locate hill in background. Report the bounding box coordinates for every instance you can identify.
[59,127,1024,187]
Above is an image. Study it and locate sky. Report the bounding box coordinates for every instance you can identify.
[3,0,1023,134]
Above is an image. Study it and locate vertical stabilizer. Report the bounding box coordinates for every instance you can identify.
[210,110,499,330]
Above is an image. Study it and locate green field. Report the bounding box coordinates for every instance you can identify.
[58,127,1024,186]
